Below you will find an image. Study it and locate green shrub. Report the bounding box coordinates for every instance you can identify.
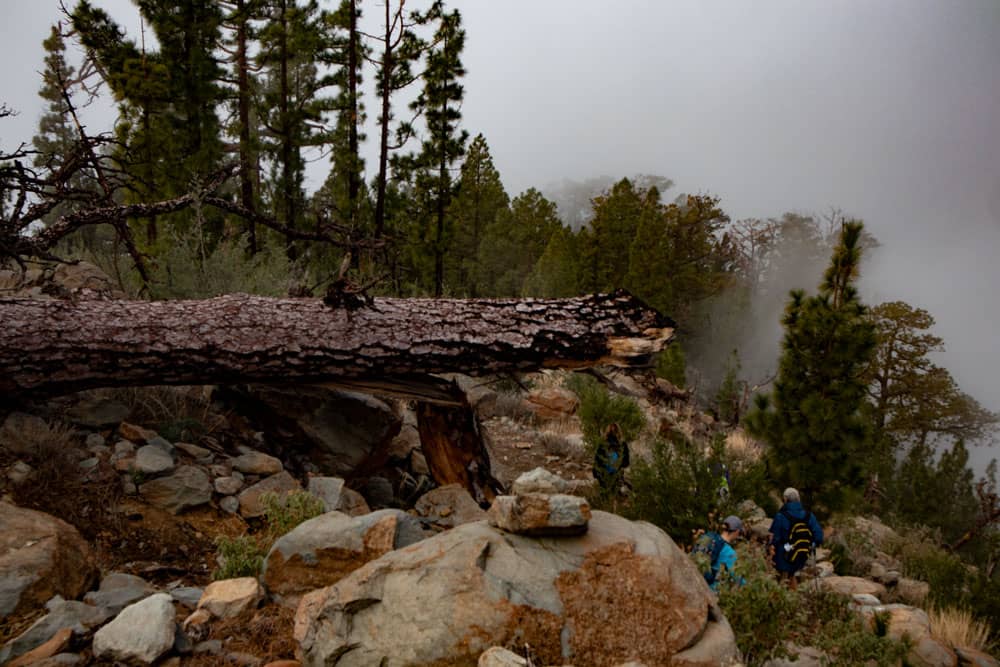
[655,343,686,388]
[626,436,727,542]
[213,535,265,580]
[564,373,644,451]
[156,417,204,443]
[261,490,326,539]
[718,542,907,666]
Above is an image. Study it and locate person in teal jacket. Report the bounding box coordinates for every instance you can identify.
[711,515,745,591]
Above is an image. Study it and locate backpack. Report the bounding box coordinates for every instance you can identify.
[780,509,814,570]
[692,531,728,585]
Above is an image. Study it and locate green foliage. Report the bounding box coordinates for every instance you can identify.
[213,535,265,580]
[715,350,743,424]
[627,436,724,541]
[717,542,907,666]
[522,224,580,297]
[143,233,294,299]
[156,417,204,444]
[745,221,876,513]
[261,490,326,539]
[655,343,687,388]
[564,373,644,451]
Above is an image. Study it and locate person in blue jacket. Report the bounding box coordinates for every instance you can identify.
[711,515,745,591]
[769,487,824,589]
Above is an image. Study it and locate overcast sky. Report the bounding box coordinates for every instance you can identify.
[2,1,999,466]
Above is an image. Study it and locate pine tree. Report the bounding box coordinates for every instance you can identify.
[406,4,467,296]
[257,0,336,253]
[33,25,78,172]
[745,221,877,512]
[578,178,644,293]
[866,300,998,474]
[476,188,560,297]
[523,224,580,297]
[448,134,509,295]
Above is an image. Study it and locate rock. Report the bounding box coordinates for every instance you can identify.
[445,374,499,419]
[175,442,213,460]
[169,586,204,609]
[84,572,157,616]
[411,450,430,476]
[851,593,883,607]
[238,471,301,518]
[849,516,900,548]
[479,646,528,666]
[92,593,177,664]
[113,440,136,457]
[414,483,488,529]
[523,386,579,420]
[488,493,591,536]
[134,444,175,475]
[21,654,84,666]
[295,511,729,666]
[118,422,158,443]
[232,451,284,475]
[147,436,175,455]
[263,509,427,604]
[0,503,98,619]
[220,496,240,514]
[338,488,371,516]
[6,628,73,667]
[65,398,130,428]
[139,465,213,514]
[815,561,835,578]
[361,476,395,509]
[955,646,1000,667]
[7,461,33,485]
[387,424,422,462]
[215,476,244,495]
[231,385,401,476]
[870,561,889,582]
[197,577,264,619]
[84,433,106,449]
[264,661,302,667]
[671,605,740,667]
[0,598,109,665]
[0,413,51,456]
[855,604,957,667]
[820,575,887,599]
[510,467,570,495]
[894,577,931,605]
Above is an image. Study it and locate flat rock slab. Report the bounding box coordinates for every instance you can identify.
[488,493,591,536]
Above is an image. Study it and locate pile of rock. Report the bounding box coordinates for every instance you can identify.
[487,467,592,536]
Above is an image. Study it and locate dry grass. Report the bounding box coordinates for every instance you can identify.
[537,431,581,459]
[725,428,764,466]
[493,392,537,423]
[0,414,76,458]
[100,386,228,441]
[929,606,993,652]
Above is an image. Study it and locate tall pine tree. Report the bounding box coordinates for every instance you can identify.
[745,221,877,512]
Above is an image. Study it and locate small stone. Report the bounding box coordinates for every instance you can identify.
[511,467,569,495]
[118,422,158,443]
[135,445,175,475]
[7,461,33,485]
[214,476,243,495]
[85,433,106,449]
[147,436,175,455]
[113,440,136,457]
[197,578,263,619]
[92,593,176,664]
[78,457,100,470]
[231,451,284,475]
[487,493,591,536]
[479,647,528,667]
[175,442,212,460]
[220,496,240,514]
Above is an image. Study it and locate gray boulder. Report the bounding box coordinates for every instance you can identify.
[0,597,109,665]
[295,511,732,666]
[263,509,428,605]
[92,593,177,664]
[0,503,98,619]
[83,572,157,616]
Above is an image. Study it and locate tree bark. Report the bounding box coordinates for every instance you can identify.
[0,290,672,401]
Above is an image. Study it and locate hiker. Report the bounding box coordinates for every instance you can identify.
[593,423,630,494]
[711,461,731,502]
[769,487,824,589]
[694,515,745,591]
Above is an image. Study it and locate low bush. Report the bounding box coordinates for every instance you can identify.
[564,373,644,452]
[715,541,907,666]
[213,535,266,580]
[261,490,326,540]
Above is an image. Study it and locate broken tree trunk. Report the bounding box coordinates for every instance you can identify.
[0,290,673,400]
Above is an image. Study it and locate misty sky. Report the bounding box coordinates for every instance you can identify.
[2,1,999,466]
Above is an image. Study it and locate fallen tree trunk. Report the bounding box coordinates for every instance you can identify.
[0,290,673,400]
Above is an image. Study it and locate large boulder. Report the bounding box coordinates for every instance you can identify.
[413,483,488,529]
[227,385,402,476]
[307,476,371,516]
[0,503,98,619]
[523,386,579,421]
[263,509,427,604]
[295,511,731,666]
[855,603,957,667]
[820,575,887,599]
[92,593,177,664]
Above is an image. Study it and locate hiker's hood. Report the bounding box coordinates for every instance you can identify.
[781,501,808,519]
